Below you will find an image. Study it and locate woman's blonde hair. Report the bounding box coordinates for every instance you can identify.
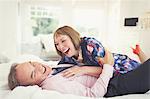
[53,26,81,57]
[8,63,20,90]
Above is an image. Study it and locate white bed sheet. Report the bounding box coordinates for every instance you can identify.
[0,55,150,99]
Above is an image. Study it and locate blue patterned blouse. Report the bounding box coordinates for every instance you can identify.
[58,37,140,74]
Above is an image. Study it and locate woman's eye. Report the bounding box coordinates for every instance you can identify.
[55,43,58,46]
[62,40,65,43]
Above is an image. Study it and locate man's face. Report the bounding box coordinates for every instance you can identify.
[15,62,52,86]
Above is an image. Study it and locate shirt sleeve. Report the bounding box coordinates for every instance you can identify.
[89,64,113,97]
[41,64,113,98]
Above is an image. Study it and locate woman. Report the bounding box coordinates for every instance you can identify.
[53,26,148,78]
[53,25,149,97]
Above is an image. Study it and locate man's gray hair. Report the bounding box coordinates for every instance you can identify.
[8,63,20,90]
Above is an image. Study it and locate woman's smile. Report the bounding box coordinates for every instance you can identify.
[55,35,77,57]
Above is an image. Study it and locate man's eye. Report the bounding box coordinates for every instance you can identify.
[31,63,36,67]
[31,70,36,79]
[31,71,34,79]
[33,71,36,78]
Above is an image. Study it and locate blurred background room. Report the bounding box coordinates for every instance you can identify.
[0,0,150,63]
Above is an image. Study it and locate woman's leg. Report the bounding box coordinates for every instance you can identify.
[104,58,150,97]
[132,44,148,63]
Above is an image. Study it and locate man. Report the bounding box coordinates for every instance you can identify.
[8,51,150,97]
[8,61,114,97]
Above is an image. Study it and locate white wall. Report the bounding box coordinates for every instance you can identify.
[107,0,150,60]
[0,0,149,60]
[119,0,150,58]
[0,0,20,59]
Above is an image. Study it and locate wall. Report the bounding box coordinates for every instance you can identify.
[119,0,150,57]
[0,0,20,59]
[0,0,149,60]
[20,0,109,43]
[107,0,150,60]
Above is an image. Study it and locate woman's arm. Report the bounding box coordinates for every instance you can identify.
[62,66,102,78]
[62,48,114,78]
[97,48,114,66]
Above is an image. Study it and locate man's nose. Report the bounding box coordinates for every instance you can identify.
[35,65,42,71]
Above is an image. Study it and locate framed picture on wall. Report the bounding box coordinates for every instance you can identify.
[124,17,138,26]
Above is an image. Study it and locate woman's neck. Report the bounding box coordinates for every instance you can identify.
[73,48,83,63]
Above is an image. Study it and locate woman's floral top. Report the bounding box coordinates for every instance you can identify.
[58,37,140,74]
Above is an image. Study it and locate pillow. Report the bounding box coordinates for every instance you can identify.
[38,34,60,61]
[0,54,46,89]
[10,54,45,64]
[21,37,42,57]
[38,34,56,53]
[0,62,12,90]
[0,53,10,64]
[10,54,58,66]
[0,54,59,94]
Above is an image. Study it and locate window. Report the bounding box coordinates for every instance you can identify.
[30,6,60,36]
[21,2,105,41]
[20,1,107,58]
[20,4,62,57]
[73,8,104,39]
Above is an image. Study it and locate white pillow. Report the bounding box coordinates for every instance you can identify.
[0,62,12,90]
[0,54,45,87]
[38,34,56,53]
[0,53,10,64]
[10,54,59,67]
[10,54,45,64]
[0,54,59,93]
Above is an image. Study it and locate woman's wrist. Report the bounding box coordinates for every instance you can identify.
[80,66,102,77]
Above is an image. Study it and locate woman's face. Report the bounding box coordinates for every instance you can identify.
[54,34,77,57]
[15,62,52,86]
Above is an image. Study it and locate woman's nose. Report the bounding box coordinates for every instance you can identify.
[58,44,65,51]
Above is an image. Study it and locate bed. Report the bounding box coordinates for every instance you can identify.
[0,54,150,99]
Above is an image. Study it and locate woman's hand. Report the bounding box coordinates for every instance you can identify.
[104,49,114,66]
[62,66,83,78]
[62,66,102,78]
